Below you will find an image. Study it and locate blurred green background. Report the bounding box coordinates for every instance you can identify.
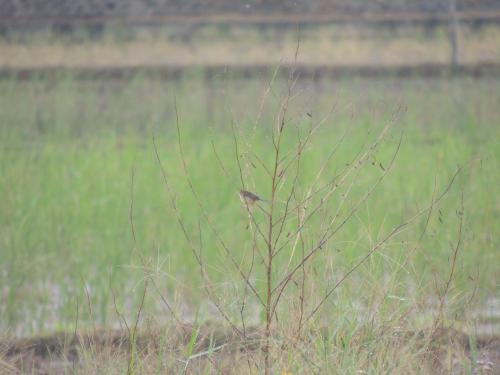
[0,0,499,338]
[1,75,498,335]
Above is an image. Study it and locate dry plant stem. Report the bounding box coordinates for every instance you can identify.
[233,123,269,254]
[372,178,440,324]
[254,65,280,134]
[275,131,348,280]
[275,139,307,274]
[111,285,131,336]
[79,282,97,362]
[109,292,133,368]
[152,136,243,337]
[173,102,265,309]
[275,133,402,317]
[129,169,136,244]
[137,255,185,329]
[239,209,261,374]
[400,158,475,288]
[296,120,387,214]
[210,139,230,179]
[305,169,461,322]
[151,281,185,328]
[110,270,148,375]
[275,104,337,190]
[271,129,400,311]
[244,207,269,263]
[273,126,307,251]
[237,188,268,373]
[261,67,298,374]
[82,279,97,354]
[283,121,345,204]
[297,232,307,337]
[273,123,366,223]
[72,296,80,345]
[129,166,185,328]
[368,180,438,329]
[273,124,390,257]
[262,90,285,375]
[250,152,273,179]
[127,281,148,375]
[431,194,465,339]
[240,207,259,338]
[232,120,247,189]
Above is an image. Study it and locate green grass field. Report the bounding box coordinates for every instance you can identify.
[0,74,499,372]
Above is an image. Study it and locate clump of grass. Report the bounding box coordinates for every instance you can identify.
[146,62,480,373]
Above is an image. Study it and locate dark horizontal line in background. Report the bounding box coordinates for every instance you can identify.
[1,63,499,80]
[1,11,500,27]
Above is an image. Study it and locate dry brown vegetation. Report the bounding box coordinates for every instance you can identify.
[1,26,498,69]
[1,325,499,374]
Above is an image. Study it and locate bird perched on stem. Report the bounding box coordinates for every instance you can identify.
[239,190,267,206]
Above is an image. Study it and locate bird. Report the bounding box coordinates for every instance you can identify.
[239,190,266,206]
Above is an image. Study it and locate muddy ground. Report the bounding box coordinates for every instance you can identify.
[1,325,498,374]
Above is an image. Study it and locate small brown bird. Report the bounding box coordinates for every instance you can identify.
[239,190,266,206]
